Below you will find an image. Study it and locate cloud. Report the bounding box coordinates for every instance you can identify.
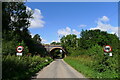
[51,40,60,43]
[27,6,45,28]
[72,29,80,35]
[26,6,32,12]
[57,27,80,36]
[79,24,87,28]
[90,16,118,36]
[99,16,109,22]
[41,38,47,43]
[30,33,34,38]
[57,27,71,36]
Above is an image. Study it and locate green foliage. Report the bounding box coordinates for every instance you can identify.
[64,56,119,78]
[50,42,61,45]
[61,34,77,48]
[2,2,33,33]
[2,55,53,80]
[2,2,48,56]
[2,39,29,55]
[60,34,78,55]
[61,29,119,78]
[64,56,96,78]
[80,29,119,49]
[2,40,17,55]
[50,49,60,58]
[64,45,119,78]
[33,34,41,43]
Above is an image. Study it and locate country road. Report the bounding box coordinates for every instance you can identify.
[32,59,89,79]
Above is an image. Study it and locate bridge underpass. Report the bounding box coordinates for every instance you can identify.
[50,48,66,59]
[44,45,66,59]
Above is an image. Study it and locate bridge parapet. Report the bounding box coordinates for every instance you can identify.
[44,45,63,52]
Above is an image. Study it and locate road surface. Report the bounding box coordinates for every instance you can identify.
[32,59,88,79]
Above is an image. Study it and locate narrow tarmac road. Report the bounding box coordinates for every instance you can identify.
[32,59,88,79]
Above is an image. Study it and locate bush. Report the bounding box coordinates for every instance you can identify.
[2,40,29,55]
[2,55,53,80]
[65,44,119,78]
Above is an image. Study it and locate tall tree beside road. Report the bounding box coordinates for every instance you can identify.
[2,2,32,55]
[2,2,48,56]
[60,34,77,55]
[2,2,33,35]
[61,34,77,48]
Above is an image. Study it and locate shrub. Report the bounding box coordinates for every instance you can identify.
[2,40,29,55]
[65,44,119,78]
[2,55,53,80]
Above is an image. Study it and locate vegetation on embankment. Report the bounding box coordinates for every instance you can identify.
[2,2,53,80]
[2,55,53,80]
[61,30,119,79]
[64,55,118,79]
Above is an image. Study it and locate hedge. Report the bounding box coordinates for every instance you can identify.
[2,55,53,80]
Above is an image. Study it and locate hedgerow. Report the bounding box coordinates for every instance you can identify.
[64,45,119,78]
[2,55,53,80]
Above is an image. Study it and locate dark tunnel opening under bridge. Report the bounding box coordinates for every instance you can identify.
[49,48,66,59]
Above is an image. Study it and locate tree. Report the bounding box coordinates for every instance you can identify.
[33,34,42,43]
[2,2,33,40]
[50,42,60,45]
[2,2,48,56]
[79,29,119,49]
[60,34,77,48]
[60,34,77,55]
[60,29,119,56]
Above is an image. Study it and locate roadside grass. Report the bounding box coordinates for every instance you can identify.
[64,56,118,79]
[64,56,96,78]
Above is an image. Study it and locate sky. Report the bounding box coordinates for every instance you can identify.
[26,0,119,2]
[25,2,118,44]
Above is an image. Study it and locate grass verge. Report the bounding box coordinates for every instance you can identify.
[64,56,118,79]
